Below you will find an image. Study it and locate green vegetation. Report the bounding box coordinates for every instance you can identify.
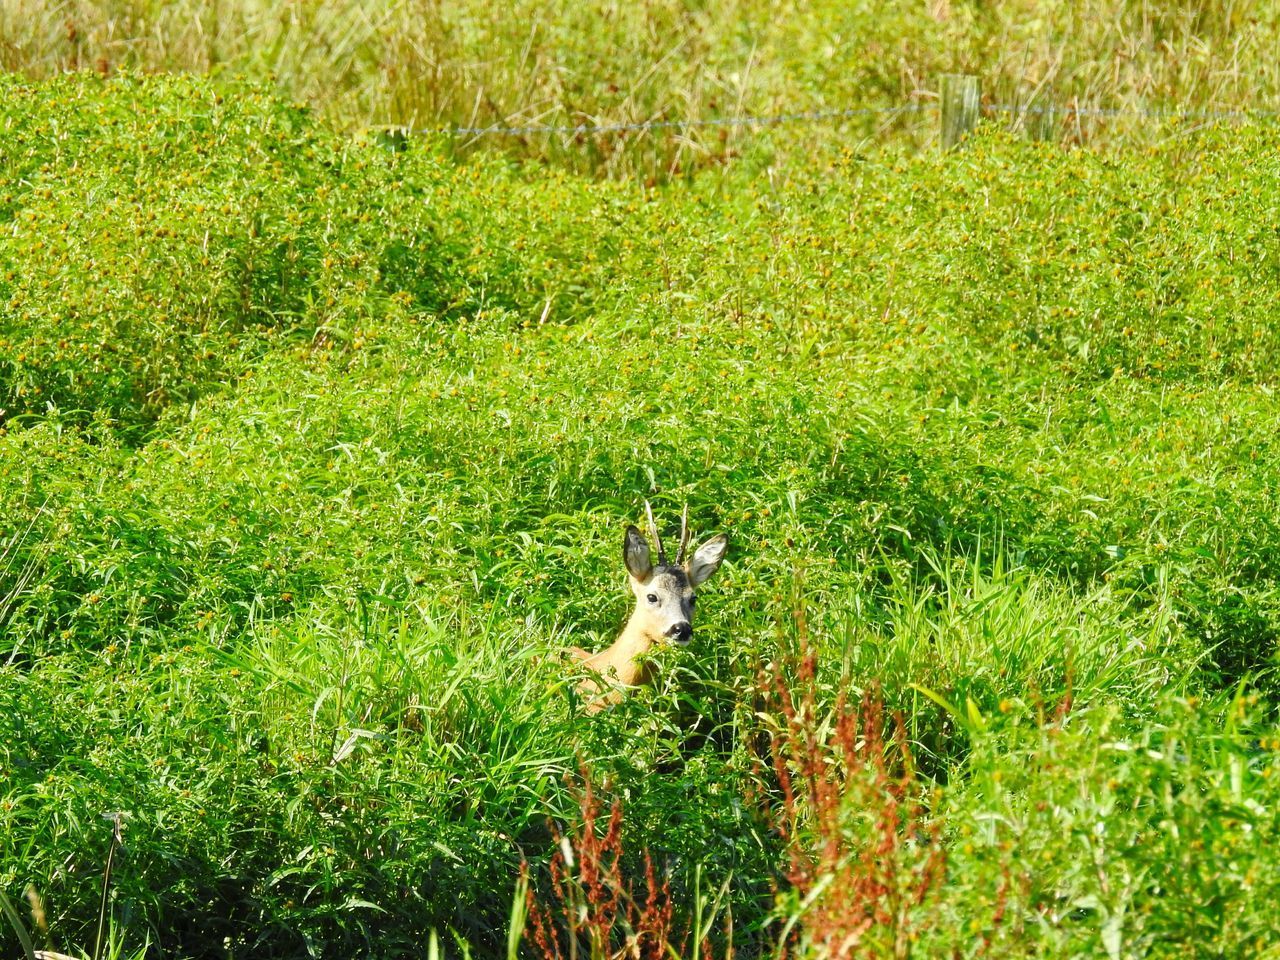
[4,71,1280,957]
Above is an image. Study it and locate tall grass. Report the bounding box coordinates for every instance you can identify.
[0,502,49,661]
[5,0,1280,176]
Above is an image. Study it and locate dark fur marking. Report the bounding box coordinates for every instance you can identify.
[653,567,692,596]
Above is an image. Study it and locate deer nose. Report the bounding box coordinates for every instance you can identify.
[667,622,692,644]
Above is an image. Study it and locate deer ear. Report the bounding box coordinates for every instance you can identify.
[623,525,653,581]
[686,534,727,587]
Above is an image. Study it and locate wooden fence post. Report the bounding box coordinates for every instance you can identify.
[940,74,981,149]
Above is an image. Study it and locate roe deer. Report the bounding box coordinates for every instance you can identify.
[568,504,728,712]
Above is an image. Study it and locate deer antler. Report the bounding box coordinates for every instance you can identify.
[644,500,666,564]
[675,504,691,565]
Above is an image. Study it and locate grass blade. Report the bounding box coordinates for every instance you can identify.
[0,886,37,960]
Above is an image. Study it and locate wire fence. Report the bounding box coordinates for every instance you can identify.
[410,95,1280,141]
[422,104,927,138]
[986,102,1280,121]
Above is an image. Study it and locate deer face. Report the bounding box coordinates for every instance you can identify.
[623,523,727,647]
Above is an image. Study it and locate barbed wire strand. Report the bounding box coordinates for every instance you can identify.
[396,98,1279,140]
[413,103,928,138]
[986,102,1280,121]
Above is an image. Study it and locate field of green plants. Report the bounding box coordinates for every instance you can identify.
[5,39,1280,960]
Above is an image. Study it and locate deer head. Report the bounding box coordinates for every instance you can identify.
[568,504,729,709]
[621,503,728,648]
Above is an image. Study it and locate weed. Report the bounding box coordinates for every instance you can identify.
[524,766,729,960]
[760,650,945,959]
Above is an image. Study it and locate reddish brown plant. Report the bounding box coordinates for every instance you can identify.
[524,766,698,960]
[760,647,946,960]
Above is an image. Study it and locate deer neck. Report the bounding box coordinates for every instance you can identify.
[585,609,661,688]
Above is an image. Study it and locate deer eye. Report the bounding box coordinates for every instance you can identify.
[646,593,658,604]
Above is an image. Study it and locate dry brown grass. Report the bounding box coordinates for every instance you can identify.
[4,1,1278,174]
